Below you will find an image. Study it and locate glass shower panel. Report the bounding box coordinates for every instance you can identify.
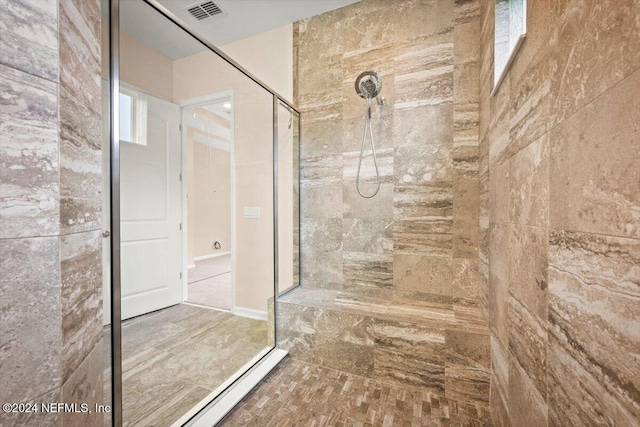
[117,1,275,425]
[100,0,111,425]
[277,103,300,295]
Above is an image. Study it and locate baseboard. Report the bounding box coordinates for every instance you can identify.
[194,251,231,262]
[233,306,268,321]
[187,264,195,269]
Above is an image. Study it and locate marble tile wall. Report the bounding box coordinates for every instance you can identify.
[0,0,104,425]
[478,0,640,425]
[296,0,484,325]
[290,0,489,417]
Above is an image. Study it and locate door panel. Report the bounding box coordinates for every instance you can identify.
[120,92,182,320]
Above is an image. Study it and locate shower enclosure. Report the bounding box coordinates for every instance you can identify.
[103,0,301,424]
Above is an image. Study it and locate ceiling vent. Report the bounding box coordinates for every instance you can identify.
[186,1,223,21]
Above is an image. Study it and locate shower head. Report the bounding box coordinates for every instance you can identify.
[355,71,382,100]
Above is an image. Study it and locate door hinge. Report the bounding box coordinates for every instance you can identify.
[179,223,182,230]
[180,272,182,279]
[179,173,182,181]
[179,123,182,131]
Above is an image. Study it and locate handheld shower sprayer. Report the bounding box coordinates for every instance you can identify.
[354,71,384,198]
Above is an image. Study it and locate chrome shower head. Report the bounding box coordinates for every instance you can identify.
[355,71,382,100]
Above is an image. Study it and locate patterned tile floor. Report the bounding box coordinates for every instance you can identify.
[220,358,492,427]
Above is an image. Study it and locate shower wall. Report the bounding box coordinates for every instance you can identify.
[289,0,490,416]
[297,0,482,305]
[478,0,640,425]
[0,0,104,426]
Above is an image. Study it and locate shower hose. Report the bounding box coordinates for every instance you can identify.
[356,97,381,198]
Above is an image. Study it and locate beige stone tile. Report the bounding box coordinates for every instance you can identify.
[0,0,58,81]
[59,0,101,116]
[394,182,453,218]
[315,310,374,377]
[488,223,509,347]
[0,237,61,403]
[394,29,454,109]
[453,102,480,147]
[548,230,640,425]
[276,302,320,363]
[342,43,395,86]
[300,185,343,219]
[298,54,343,98]
[509,224,548,320]
[60,196,102,234]
[508,50,551,156]
[394,144,452,186]
[342,251,393,294]
[393,254,454,297]
[452,144,479,183]
[299,89,342,123]
[454,60,480,105]
[445,329,490,406]
[300,117,343,157]
[60,229,103,381]
[452,258,481,305]
[454,3,481,63]
[0,64,59,239]
[488,159,510,224]
[398,105,451,150]
[508,356,548,427]
[392,0,454,43]
[62,341,104,427]
[509,134,548,228]
[394,218,453,257]
[301,218,343,287]
[343,148,394,185]
[59,87,102,201]
[549,68,640,238]
[549,0,640,126]
[454,178,479,221]
[452,218,479,259]
[338,1,396,54]
[489,336,509,426]
[487,72,511,165]
[297,8,348,64]
[300,154,343,188]
[508,293,547,401]
[342,218,393,254]
[373,319,446,393]
[343,182,394,219]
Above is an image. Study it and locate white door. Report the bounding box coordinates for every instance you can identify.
[120,91,182,320]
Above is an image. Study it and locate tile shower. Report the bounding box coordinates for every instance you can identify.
[1,0,638,425]
[278,0,490,420]
[276,0,640,426]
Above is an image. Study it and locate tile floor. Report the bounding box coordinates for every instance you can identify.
[105,304,269,427]
[220,357,492,426]
[187,255,232,309]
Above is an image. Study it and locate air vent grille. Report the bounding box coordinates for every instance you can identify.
[187,1,222,20]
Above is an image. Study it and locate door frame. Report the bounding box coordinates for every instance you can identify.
[178,90,236,313]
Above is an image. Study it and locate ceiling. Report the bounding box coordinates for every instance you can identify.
[120,0,360,60]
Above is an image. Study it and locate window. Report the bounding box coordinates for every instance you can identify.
[119,87,148,145]
[493,0,526,95]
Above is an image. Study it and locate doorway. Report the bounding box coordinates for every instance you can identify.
[182,93,235,311]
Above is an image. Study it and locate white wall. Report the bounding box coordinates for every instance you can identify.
[120,24,293,315]
[219,24,293,103]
